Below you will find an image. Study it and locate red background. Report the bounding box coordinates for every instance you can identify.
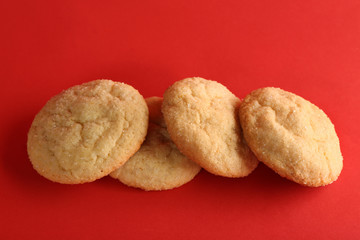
[1,0,359,239]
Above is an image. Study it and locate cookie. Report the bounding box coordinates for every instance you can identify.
[162,77,258,178]
[146,96,166,127]
[27,79,149,184]
[239,87,343,186]
[110,97,201,191]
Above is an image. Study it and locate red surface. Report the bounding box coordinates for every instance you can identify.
[1,0,360,239]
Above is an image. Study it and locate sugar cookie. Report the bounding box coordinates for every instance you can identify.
[162,77,258,177]
[146,96,166,127]
[110,97,201,191]
[27,80,148,184]
[239,87,343,186]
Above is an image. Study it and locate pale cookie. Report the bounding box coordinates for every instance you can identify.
[110,97,201,191]
[162,77,258,178]
[239,87,343,187]
[145,96,166,127]
[27,80,149,184]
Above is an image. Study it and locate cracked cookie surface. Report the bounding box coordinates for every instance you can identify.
[239,87,343,186]
[27,79,148,184]
[162,77,258,177]
[110,97,201,191]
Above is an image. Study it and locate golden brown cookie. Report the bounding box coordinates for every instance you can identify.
[27,80,149,184]
[162,77,258,178]
[110,97,201,191]
[239,87,343,186]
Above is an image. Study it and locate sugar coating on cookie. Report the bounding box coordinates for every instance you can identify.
[162,77,258,178]
[239,87,343,186]
[110,97,201,191]
[27,80,149,184]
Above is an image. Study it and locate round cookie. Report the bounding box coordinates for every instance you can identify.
[145,96,166,127]
[110,97,201,191]
[27,79,149,184]
[239,87,343,187]
[161,77,258,178]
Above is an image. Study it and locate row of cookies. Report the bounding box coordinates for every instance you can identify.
[27,78,343,190]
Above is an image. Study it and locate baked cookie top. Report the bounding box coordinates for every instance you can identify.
[110,97,201,191]
[239,87,343,186]
[145,96,166,127]
[161,77,258,177]
[27,80,148,184]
